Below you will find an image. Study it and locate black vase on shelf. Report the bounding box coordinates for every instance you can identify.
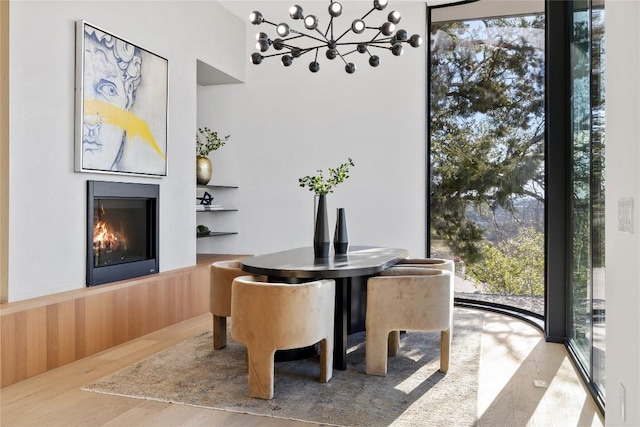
[334,207,349,255]
[313,194,330,258]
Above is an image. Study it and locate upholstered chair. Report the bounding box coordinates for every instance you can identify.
[230,275,335,400]
[365,267,453,376]
[210,260,261,350]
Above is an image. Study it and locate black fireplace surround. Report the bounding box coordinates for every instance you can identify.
[87,181,159,286]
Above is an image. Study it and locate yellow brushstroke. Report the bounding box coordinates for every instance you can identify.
[84,98,166,160]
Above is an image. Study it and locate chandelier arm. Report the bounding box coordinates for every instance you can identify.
[314,27,329,42]
[367,30,385,42]
[282,34,305,42]
[341,49,359,57]
[365,44,393,50]
[289,30,327,44]
[335,27,353,43]
[360,8,376,20]
[334,40,391,47]
[261,47,318,59]
[329,16,334,40]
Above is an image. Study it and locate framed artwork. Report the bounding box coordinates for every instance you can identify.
[75,21,168,176]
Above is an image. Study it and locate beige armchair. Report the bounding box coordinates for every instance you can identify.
[365,267,453,376]
[210,260,256,349]
[230,275,335,399]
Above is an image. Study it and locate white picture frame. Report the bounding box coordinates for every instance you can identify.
[75,20,168,177]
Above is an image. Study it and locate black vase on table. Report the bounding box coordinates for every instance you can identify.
[333,207,349,255]
[313,194,330,258]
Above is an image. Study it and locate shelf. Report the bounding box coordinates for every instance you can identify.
[197,231,239,238]
[197,184,238,189]
[196,185,238,241]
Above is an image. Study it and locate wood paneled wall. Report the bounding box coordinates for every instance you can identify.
[0,256,240,388]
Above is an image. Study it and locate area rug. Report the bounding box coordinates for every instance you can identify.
[82,308,484,426]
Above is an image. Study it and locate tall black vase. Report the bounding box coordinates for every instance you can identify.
[313,194,330,258]
[334,207,349,255]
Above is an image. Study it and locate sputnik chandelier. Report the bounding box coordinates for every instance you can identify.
[249,0,423,74]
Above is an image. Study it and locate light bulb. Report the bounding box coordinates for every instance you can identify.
[329,2,342,17]
[289,5,304,20]
[276,23,290,37]
[249,11,264,25]
[381,22,395,36]
[352,19,366,34]
[304,15,318,30]
[388,11,401,24]
[374,0,388,11]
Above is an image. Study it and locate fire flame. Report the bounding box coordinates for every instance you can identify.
[94,220,128,253]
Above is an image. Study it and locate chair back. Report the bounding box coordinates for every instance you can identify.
[210,260,244,317]
[397,257,455,274]
[368,267,453,332]
[231,275,335,351]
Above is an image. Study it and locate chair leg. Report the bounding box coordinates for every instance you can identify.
[388,330,400,356]
[213,315,227,350]
[366,328,390,376]
[439,328,451,373]
[246,347,276,399]
[319,337,333,383]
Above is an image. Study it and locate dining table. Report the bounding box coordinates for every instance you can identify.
[241,245,408,370]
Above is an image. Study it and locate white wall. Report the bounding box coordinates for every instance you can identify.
[605,1,640,425]
[8,1,245,301]
[198,1,427,257]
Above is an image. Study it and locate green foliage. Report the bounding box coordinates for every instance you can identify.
[466,227,544,296]
[430,16,546,261]
[196,127,230,156]
[299,158,355,196]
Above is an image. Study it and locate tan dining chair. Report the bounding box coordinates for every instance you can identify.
[230,275,335,400]
[365,266,453,376]
[210,260,263,350]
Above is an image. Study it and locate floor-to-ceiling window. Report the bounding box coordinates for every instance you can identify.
[429,14,546,321]
[568,0,606,406]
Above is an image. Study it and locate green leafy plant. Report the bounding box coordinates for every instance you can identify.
[299,158,355,196]
[196,127,230,156]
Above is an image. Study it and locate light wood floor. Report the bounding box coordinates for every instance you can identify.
[1,308,604,427]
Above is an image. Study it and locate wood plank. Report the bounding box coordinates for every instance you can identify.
[26,306,47,378]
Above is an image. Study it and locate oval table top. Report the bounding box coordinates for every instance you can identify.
[241,245,409,280]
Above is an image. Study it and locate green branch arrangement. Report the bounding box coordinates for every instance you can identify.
[196,127,230,157]
[299,158,355,196]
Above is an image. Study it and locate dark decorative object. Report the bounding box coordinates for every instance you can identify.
[299,158,354,258]
[249,0,423,74]
[314,195,330,258]
[334,207,349,255]
[198,191,214,205]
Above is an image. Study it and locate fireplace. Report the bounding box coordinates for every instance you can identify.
[87,181,159,286]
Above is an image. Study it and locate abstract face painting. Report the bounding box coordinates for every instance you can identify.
[76,22,168,176]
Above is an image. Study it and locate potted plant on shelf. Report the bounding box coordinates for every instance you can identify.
[196,127,230,185]
[299,158,354,258]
